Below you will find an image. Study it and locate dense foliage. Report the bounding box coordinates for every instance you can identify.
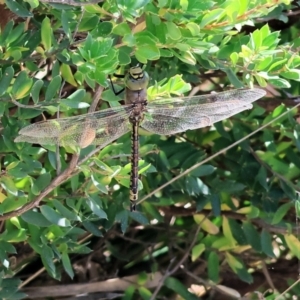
[0,0,300,299]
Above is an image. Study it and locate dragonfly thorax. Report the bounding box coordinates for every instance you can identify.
[125,66,149,91]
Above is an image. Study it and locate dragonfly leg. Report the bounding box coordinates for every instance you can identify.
[109,74,125,96]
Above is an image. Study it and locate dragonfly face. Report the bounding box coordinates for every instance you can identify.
[124,65,149,92]
[15,67,266,211]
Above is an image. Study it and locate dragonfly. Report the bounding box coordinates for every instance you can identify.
[15,66,266,211]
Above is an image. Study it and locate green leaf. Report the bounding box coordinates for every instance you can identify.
[0,241,16,255]
[164,277,199,300]
[165,21,181,40]
[210,194,221,216]
[86,197,107,219]
[31,79,44,103]
[52,200,80,221]
[41,17,52,50]
[5,23,25,46]
[60,98,89,109]
[254,74,267,87]
[21,210,52,227]
[190,165,215,177]
[208,251,219,282]
[271,202,294,225]
[255,166,268,190]
[61,63,78,86]
[113,23,131,36]
[61,10,72,38]
[225,252,242,273]
[0,20,14,46]
[256,56,273,71]
[296,198,300,219]
[123,285,135,299]
[135,44,160,63]
[191,243,205,261]
[240,45,253,58]
[236,265,253,284]
[200,9,225,27]
[11,71,33,100]
[82,221,103,237]
[281,69,300,81]
[32,173,52,195]
[40,205,71,227]
[96,21,113,36]
[0,278,24,299]
[26,0,39,9]
[129,211,149,225]
[138,286,152,299]
[251,28,262,49]
[91,174,109,194]
[259,24,271,40]
[261,229,275,258]
[62,252,74,279]
[115,210,129,233]
[127,0,150,9]
[268,59,287,72]
[223,68,244,88]
[242,221,261,252]
[215,181,245,193]
[41,244,56,277]
[5,0,33,17]
[122,33,135,47]
[0,228,27,243]
[285,234,300,259]
[118,46,131,65]
[172,49,196,65]
[186,22,200,36]
[79,15,99,32]
[45,75,62,101]
[0,176,18,196]
[222,216,236,247]
[230,52,239,66]
[0,66,14,96]
[65,89,86,103]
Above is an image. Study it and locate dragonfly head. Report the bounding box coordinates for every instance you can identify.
[125,66,149,91]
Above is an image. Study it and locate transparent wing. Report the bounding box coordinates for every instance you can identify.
[15,105,133,148]
[141,88,266,135]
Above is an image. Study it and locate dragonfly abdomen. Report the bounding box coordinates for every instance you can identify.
[129,120,140,211]
[126,87,148,211]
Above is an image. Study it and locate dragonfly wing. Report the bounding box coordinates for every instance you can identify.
[141,88,265,135]
[15,106,132,148]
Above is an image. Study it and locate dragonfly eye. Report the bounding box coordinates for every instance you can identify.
[129,66,143,79]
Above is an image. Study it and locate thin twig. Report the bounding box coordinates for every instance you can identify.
[10,98,44,109]
[72,6,85,41]
[150,218,205,299]
[261,261,276,291]
[274,278,300,300]
[89,85,104,113]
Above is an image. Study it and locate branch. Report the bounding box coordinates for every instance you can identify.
[0,154,80,220]
[39,0,103,6]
